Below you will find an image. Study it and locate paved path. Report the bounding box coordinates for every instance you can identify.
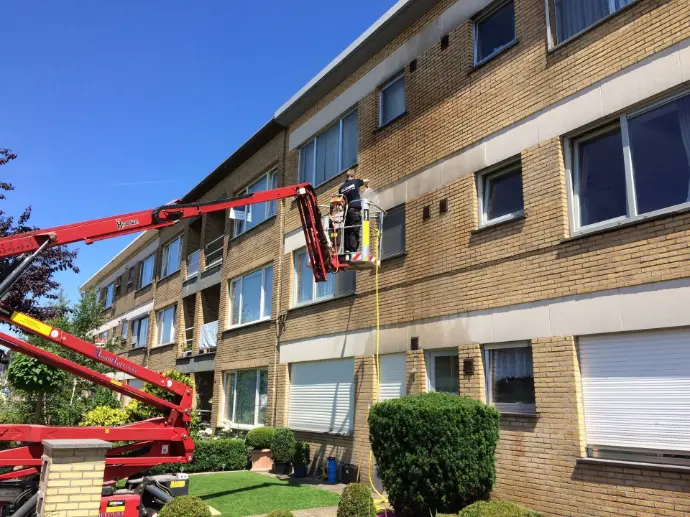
[246,506,339,517]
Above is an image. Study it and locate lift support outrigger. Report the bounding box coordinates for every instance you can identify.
[0,182,359,516]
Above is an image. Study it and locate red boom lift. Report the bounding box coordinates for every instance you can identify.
[0,183,342,516]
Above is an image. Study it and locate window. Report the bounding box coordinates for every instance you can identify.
[223,369,268,428]
[127,268,134,290]
[478,164,524,226]
[104,283,115,309]
[96,331,108,347]
[552,0,636,45]
[121,320,129,342]
[381,205,406,259]
[378,354,406,401]
[569,92,690,233]
[293,248,355,306]
[139,254,155,288]
[229,265,273,327]
[161,236,182,278]
[474,1,516,65]
[156,305,176,346]
[484,343,535,414]
[132,315,149,348]
[427,351,459,394]
[233,171,278,237]
[299,109,358,186]
[289,358,354,434]
[579,329,690,466]
[128,379,144,391]
[187,250,200,279]
[379,74,405,126]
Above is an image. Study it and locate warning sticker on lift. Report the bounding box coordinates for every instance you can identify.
[10,312,52,337]
[170,480,186,488]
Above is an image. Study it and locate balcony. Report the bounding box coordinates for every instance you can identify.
[199,320,218,352]
[187,250,200,280]
[204,236,224,271]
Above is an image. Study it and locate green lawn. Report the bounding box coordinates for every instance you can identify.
[189,471,340,517]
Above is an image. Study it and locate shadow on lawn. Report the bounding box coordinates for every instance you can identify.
[196,481,301,501]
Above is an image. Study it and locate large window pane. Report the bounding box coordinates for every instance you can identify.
[257,370,268,425]
[162,237,181,277]
[267,173,279,217]
[554,0,610,44]
[235,370,257,426]
[225,372,236,422]
[341,111,358,169]
[484,168,523,221]
[316,273,335,299]
[381,205,405,258]
[105,283,114,308]
[629,96,690,215]
[380,76,405,126]
[263,266,273,319]
[299,141,315,184]
[576,128,627,227]
[140,254,155,288]
[316,123,340,185]
[133,316,149,348]
[157,306,175,345]
[246,175,269,231]
[230,280,240,325]
[476,1,516,63]
[240,271,262,324]
[489,347,535,405]
[433,355,459,394]
[296,251,313,304]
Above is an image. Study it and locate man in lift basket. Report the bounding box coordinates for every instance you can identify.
[338,169,370,252]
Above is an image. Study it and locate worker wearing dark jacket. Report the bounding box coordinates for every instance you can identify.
[339,169,370,252]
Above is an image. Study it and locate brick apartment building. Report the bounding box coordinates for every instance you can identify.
[81,0,690,514]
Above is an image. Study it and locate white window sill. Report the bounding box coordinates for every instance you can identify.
[222,422,264,431]
[577,457,690,474]
[290,291,355,311]
[186,272,199,281]
[203,260,223,271]
[225,317,271,332]
[473,38,518,69]
[476,209,525,232]
[566,202,690,242]
[159,269,181,282]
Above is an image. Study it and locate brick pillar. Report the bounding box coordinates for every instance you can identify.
[405,350,426,395]
[37,439,111,517]
[268,362,289,428]
[458,344,485,401]
[353,355,376,462]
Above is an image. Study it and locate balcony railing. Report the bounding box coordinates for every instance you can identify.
[204,236,224,270]
[187,250,200,279]
[199,320,218,351]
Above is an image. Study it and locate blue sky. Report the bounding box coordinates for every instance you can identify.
[1,1,392,306]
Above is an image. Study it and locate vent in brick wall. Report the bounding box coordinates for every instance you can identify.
[422,205,431,221]
[440,34,449,50]
[411,337,419,350]
[409,59,417,73]
[439,198,448,214]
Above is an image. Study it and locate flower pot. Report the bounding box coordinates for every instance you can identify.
[274,462,291,475]
[250,449,273,472]
[293,465,308,478]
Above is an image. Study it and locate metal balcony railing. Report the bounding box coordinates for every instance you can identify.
[187,250,200,279]
[199,320,218,351]
[204,236,224,270]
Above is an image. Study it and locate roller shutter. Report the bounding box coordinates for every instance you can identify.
[378,354,406,401]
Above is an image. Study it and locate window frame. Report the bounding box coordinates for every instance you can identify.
[477,162,524,228]
[380,204,406,260]
[121,320,129,343]
[566,90,690,236]
[233,170,279,237]
[139,253,155,289]
[426,350,460,394]
[155,305,176,346]
[473,0,517,66]
[160,236,183,279]
[292,248,355,307]
[483,342,536,415]
[298,107,358,187]
[222,369,268,429]
[378,72,406,127]
[228,264,273,328]
[131,315,149,349]
[104,282,115,309]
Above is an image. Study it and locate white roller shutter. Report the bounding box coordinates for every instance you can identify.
[289,358,354,434]
[579,329,690,453]
[378,354,406,401]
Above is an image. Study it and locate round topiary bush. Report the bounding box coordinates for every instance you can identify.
[369,392,500,517]
[246,426,276,450]
[458,501,543,517]
[266,511,295,517]
[159,496,211,517]
[272,427,296,464]
[336,483,376,517]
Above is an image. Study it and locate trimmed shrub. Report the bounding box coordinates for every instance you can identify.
[437,514,458,517]
[294,441,310,466]
[458,501,543,517]
[144,438,249,476]
[337,483,376,517]
[266,511,295,517]
[159,496,211,517]
[369,392,500,517]
[246,426,275,450]
[79,406,128,427]
[272,427,296,464]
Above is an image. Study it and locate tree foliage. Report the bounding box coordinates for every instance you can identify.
[0,148,78,319]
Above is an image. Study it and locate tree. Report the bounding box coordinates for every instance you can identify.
[0,148,79,320]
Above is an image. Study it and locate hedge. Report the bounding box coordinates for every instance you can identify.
[458,501,543,517]
[369,392,500,517]
[272,427,296,464]
[336,483,376,517]
[159,496,211,517]
[143,438,249,476]
[246,426,276,450]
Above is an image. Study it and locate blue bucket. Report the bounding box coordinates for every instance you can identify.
[327,457,337,484]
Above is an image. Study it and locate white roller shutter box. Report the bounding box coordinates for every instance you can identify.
[378,354,406,401]
[579,329,690,453]
[289,358,354,434]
